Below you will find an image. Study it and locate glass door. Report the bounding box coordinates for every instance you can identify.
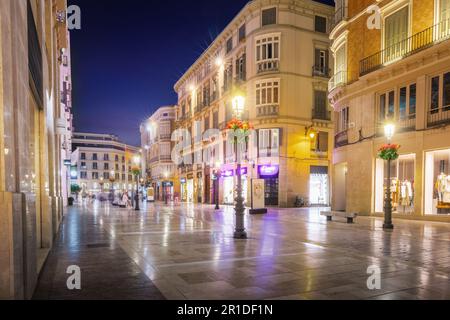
[384,6,409,62]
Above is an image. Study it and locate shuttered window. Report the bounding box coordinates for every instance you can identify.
[262,8,277,26]
[315,16,327,33]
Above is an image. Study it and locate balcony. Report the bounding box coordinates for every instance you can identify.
[257,60,279,74]
[428,108,450,127]
[334,130,348,148]
[160,155,172,162]
[328,70,347,92]
[360,19,450,77]
[159,134,171,140]
[312,110,331,121]
[312,66,330,78]
[257,105,279,117]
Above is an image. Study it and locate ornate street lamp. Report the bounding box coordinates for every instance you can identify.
[231,94,248,239]
[109,170,116,202]
[382,122,396,230]
[132,155,141,211]
[99,177,105,193]
[213,161,222,210]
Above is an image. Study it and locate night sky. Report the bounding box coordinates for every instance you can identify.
[69,0,335,146]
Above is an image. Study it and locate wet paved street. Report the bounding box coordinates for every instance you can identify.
[34,202,450,300]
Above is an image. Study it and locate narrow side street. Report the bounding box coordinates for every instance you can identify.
[34,202,450,300]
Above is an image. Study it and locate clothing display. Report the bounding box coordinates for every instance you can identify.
[389,178,414,213]
[436,173,450,214]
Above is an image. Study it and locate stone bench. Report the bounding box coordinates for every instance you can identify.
[320,211,358,224]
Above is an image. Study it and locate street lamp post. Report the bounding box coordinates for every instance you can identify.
[133,156,141,211]
[109,170,116,203]
[232,94,247,239]
[383,123,395,230]
[214,161,221,210]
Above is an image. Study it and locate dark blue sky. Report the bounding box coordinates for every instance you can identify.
[69,0,334,146]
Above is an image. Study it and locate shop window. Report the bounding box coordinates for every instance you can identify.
[375,154,415,214]
[425,149,450,215]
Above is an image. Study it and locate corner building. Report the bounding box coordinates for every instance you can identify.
[174,0,334,207]
[329,0,450,221]
[0,0,72,298]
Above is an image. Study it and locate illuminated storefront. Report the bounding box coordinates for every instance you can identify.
[258,165,279,206]
[425,149,450,215]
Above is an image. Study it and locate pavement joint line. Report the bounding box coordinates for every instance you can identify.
[154,252,313,268]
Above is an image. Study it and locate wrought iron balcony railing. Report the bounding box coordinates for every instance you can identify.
[257,60,279,74]
[328,70,347,92]
[428,108,450,127]
[312,66,331,78]
[334,130,349,149]
[360,19,450,76]
[257,105,279,117]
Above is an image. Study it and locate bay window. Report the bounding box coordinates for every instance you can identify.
[258,128,280,157]
[256,34,280,73]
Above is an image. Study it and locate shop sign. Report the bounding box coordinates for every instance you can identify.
[236,167,248,176]
[180,178,187,184]
[222,169,234,177]
[258,165,279,177]
[163,181,173,187]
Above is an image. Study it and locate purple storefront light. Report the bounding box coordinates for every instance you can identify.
[258,165,279,177]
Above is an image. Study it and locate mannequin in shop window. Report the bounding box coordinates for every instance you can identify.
[436,172,448,203]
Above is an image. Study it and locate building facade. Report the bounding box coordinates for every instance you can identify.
[174,0,334,207]
[140,106,178,201]
[0,0,72,299]
[71,133,141,195]
[329,0,450,221]
[58,31,74,207]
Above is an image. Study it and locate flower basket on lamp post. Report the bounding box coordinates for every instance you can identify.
[227,111,253,239]
[378,137,400,230]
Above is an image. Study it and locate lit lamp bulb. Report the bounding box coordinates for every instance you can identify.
[215,57,223,67]
[232,95,245,118]
[384,123,395,142]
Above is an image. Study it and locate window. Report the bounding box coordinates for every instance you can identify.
[115,164,119,171]
[256,80,280,106]
[226,37,233,54]
[115,155,119,162]
[443,72,450,110]
[337,107,349,133]
[81,153,86,160]
[312,132,329,153]
[104,172,110,180]
[379,85,416,123]
[384,6,409,61]
[213,111,219,129]
[262,7,277,26]
[122,174,126,181]
[429,72,450,118]
[258,128,280,157]
[93,153,98,161]
[104,163,109,170]
[80,172,87,179]
[256,35,280,62]
[438,0,450,38]
[104,154,109,161]
[122,156,125,163]
[92,162,98,170]
[315,16,327,33]
[204,116,210,131]
[236,54,246,81]
[92,172,99,180]
[239,24,246,42]
[80,162,86,169]
[313,91,329,120]
[314,49,329,75]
